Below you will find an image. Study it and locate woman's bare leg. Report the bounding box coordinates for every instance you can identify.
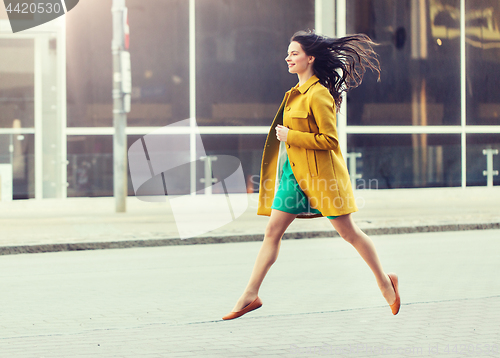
[230,209,297,312]
[329,214,396,305]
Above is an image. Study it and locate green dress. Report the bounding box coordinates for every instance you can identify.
[271,151,340,220]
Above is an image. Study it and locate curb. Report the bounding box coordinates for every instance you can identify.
[1,222,499,256]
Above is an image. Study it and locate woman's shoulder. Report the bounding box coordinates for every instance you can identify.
[308,81,333,99]
[307,80,336,112]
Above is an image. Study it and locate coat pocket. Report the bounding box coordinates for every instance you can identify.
[290,110,308,119]
[290,111,309,132]
[306,149,318,177]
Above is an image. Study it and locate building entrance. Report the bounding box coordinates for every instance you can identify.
[0,19,66,200]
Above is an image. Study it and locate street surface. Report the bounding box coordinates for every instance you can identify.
[0,229,499,357]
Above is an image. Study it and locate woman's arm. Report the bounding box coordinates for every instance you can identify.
[286,86,339,151]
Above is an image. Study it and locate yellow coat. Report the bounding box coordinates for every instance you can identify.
[257,74,358,218]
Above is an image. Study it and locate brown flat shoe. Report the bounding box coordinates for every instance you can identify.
[387,273,400,315]
[222,296,263,320]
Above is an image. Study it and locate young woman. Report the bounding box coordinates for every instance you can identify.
[222,30,400,320]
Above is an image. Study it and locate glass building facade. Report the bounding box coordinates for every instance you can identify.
[0,0,499,199]
[345,0,500,189]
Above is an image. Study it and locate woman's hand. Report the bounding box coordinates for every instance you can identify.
[275,124,289,142]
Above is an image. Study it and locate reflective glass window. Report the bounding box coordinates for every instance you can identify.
[0,133,34,199]
[0,38,34,128]
[67,135,113,196]
[195,0,315,126]
[66,0,189,127]
[346,0,461,126]
[347,134,462,188]
[200,134,267,193]
[467,134,500,186]
[465,1,500,125]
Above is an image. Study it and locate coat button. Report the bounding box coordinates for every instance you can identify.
[287,144,290,148]
[286,107,291,111]
[264,162,268,165]
[291,162,295,166]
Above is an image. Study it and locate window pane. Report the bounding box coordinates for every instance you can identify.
[0,133,34,199]
[347,134,461,188]
[195,0,314,126]
[466,1,500,125]
[346,0,461,126]
[66,0,189,127]
[467,134,500,186]
[67,135,114,196]
[0,38,34,128]
[200,134,267,193]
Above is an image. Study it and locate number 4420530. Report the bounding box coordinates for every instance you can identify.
[5,2,63,14]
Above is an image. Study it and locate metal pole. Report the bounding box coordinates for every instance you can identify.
[483,148,499,187]
[112,0,127,212]
[200,155,218,194]
[460,0,467,188]
[347,152,362,190]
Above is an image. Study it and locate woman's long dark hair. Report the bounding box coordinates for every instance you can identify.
[290,30,381,111]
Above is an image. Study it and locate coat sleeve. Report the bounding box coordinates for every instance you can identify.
[286,86,339,151]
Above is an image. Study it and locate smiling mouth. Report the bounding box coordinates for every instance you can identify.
[288,64,295,67]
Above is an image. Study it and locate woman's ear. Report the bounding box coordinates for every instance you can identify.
[308,55,315,64]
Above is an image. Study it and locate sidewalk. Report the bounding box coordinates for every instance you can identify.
[1,228,499,357]
[1,186,499,255]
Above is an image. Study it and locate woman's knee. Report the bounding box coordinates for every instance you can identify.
[264,222,285,240]
[331,216,361,243]
[265,210,296,240]
[338,226,362,243]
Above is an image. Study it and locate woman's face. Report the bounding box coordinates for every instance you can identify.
[285,41,314,74]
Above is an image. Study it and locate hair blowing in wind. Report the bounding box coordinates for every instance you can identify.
[291,30,382,112]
